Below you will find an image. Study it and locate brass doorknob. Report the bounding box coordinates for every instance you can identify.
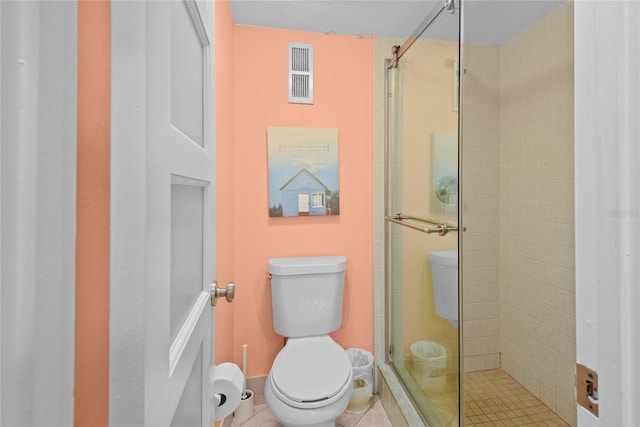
[210,281,235,306]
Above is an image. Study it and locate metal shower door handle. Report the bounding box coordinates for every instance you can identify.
[211,281,235,306]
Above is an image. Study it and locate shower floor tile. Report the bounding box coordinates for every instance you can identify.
[465,369,570,427]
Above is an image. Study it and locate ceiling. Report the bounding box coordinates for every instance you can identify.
[227,0,565,45]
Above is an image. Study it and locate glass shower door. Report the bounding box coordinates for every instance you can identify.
[385,3,460,425]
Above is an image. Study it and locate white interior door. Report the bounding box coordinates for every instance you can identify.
[110,1,217,425]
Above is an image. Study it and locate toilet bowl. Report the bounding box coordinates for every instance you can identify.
[265,336,353,427]
[265,256,353,427]
[429,250,459,329]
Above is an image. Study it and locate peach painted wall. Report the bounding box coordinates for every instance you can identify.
[231,26,374,376]
[75,1,110,425]
[214,0,236,365]
[74,2,237,423]
[73,2,376,421]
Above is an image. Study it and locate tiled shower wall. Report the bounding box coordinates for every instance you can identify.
[464,4,575,425]
[374,3,575,425]
[461,43,501,372]
[498,3,575,426]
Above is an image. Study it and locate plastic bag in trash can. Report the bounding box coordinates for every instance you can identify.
[410,341,447,391]
[346,348,374,412]
[347,348,374,386]
[411,341,446,363]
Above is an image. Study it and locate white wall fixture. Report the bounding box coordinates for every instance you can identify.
[288,42,314,104]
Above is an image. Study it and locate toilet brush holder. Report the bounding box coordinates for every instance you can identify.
[233,390,254,423]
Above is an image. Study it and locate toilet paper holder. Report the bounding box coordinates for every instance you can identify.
[211,363,244,421]
[214,393,227,407]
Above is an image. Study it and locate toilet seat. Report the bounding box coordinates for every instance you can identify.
[270,336,352,409]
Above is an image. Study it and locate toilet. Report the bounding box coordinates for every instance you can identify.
[428,250,459,330]
[265,256,354,427]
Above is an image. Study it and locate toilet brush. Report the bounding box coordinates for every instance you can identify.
[242,344,248,399]
[234,344,254,423]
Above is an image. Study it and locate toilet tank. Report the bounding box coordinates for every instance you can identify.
[428,250,458,328]
[268,256,346,337]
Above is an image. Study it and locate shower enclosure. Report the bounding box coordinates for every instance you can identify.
[380,0,575,425]
[384,1,461,425]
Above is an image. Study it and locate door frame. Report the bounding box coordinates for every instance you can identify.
[0,1,77,424]
[109,1,149,422]
[575,1,640,425]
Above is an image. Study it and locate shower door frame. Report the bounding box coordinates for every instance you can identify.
[382,0,463,424]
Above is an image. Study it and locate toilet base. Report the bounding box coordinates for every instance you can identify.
[283,422,334,427]
[265,371,353,427]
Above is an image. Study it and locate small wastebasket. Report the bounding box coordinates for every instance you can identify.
[409,341,447,392]
[346,348,374,413]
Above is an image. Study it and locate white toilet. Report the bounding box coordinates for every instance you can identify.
[428,250,459,330]
[265,256,354,427]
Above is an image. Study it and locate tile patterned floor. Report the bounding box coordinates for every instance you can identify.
[227,369,569,427]
[228,397,392,427]
[464,369,570,427]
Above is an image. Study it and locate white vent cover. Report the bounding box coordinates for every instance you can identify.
[288,42,313,104]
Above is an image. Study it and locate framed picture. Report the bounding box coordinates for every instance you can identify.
[267,127,339,217]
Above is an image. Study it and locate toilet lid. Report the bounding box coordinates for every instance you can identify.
[271,336,352,403]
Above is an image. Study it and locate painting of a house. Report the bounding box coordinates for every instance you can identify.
[267,127,339,217]
[280,168,329,216]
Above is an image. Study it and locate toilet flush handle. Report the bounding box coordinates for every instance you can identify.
[210,281,235,306]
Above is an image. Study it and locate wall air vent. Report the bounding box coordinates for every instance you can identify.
[288,42,313,104]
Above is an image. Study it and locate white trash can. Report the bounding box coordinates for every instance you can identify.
[409,341,447,392]
[346,348,374,413]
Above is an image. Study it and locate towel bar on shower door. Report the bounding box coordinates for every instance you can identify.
[384,214,460,236]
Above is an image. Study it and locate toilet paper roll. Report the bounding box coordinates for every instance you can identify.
[210,362,244,421]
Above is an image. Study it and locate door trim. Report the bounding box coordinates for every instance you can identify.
[110,1,149,424]
[0,1,77,424]
[575,1,640,425]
